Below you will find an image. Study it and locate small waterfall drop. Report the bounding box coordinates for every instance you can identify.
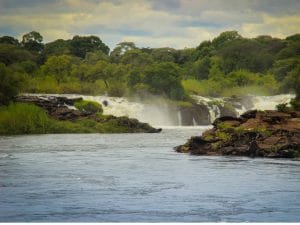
[177,111,182,126]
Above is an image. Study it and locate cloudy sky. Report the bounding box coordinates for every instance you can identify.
[0,0,299,49]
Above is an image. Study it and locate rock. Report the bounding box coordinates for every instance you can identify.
[179,103,210,126]
[16,95,89,120]
[240,110,258,119]
[175,109,300,158]
[50,106,92,121]
[212,116,243,128]
[219,104,238,118]
[102,100,109,107]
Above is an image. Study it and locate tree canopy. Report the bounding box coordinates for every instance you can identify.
[0,30,299,100]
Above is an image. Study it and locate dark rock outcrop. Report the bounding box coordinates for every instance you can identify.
[178,103,210,126]
[16,95,90,121]
[175,110,300,158]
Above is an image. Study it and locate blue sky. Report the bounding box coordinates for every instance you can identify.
[0,0,299,49]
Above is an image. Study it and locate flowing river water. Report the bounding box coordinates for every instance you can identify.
[1,127,300,222]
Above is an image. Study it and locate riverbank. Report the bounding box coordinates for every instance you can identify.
[0,95,161,135]
[175,110,300,158]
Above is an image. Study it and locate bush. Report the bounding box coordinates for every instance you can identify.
[0,103,50,134]
[276,103,288,112]
[74,100,103,114]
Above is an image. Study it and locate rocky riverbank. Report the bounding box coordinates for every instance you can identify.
[175,110,300,158]
[15,95,162,133]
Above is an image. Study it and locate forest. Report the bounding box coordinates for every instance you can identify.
[0,30,299,105]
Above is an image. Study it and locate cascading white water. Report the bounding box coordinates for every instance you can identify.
[29,94,179,126]
[191,95,223,122]
[250,94,294,111]
[27,93,295,126]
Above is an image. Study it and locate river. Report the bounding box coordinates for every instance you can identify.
[0,127,300,222]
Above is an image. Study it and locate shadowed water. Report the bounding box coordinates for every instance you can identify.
[0,127,300,222]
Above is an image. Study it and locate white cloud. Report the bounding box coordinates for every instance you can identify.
[241,14,300,38]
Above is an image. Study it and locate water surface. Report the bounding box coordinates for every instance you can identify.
[0,127,299,222]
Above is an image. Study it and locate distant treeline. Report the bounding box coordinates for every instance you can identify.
[0,30,299,104]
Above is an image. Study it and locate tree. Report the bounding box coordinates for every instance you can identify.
[41,55,79,84]
[195,40,214,59]
[43,39,71,57]
[150,47,176,62]
[0,36,19,45]
[277,34,300,59]
[0,44,34,65]
[120,49,153,66]
[143,62,185,100]
[110,42,137,62]
[193,56,211,80]
[212,30,242,50]
[21,31,44,52]
[272,58,299,81]
[282,65,300,94]
[0,63,23,104]
[220,38,274,73]
[85,50,109,64]
[70,35,110,58]
[254,35,285,54]
[174,48,196,64]
[84,60,109,82]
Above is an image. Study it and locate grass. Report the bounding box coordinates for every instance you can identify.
[0,102,146,135]
[182,79,278,97]
[0,103,50,134]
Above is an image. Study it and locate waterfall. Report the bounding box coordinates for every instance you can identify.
[177,111,182,126]
[250,94,294,111]
[26,93,295,126]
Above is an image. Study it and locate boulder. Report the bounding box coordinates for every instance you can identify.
[179,103,210,126]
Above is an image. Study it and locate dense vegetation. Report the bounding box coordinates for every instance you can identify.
[0,30,299,105]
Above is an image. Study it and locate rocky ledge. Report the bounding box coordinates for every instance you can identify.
[175,110,300,158]
[16,95,162,133]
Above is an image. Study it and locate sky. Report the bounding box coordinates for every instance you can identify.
[0,0,299,49]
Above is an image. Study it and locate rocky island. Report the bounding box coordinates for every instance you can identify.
[0,95,161,135]
[175,109,300,158]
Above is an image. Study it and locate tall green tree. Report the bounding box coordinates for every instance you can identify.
[43,39,71,57]
[70,35,110,58]
[0,44,34,65]
[110,42,137,62]
[21,31,44,52]
[143,62,185,100]
[212,30,242,50]
[0,63,24,104]
[0,36,19,46]
[41,55,80,84]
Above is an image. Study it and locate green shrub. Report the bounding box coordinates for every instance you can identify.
[74,100,103,114]
[0,103,50,134]
[276,103,288,112]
